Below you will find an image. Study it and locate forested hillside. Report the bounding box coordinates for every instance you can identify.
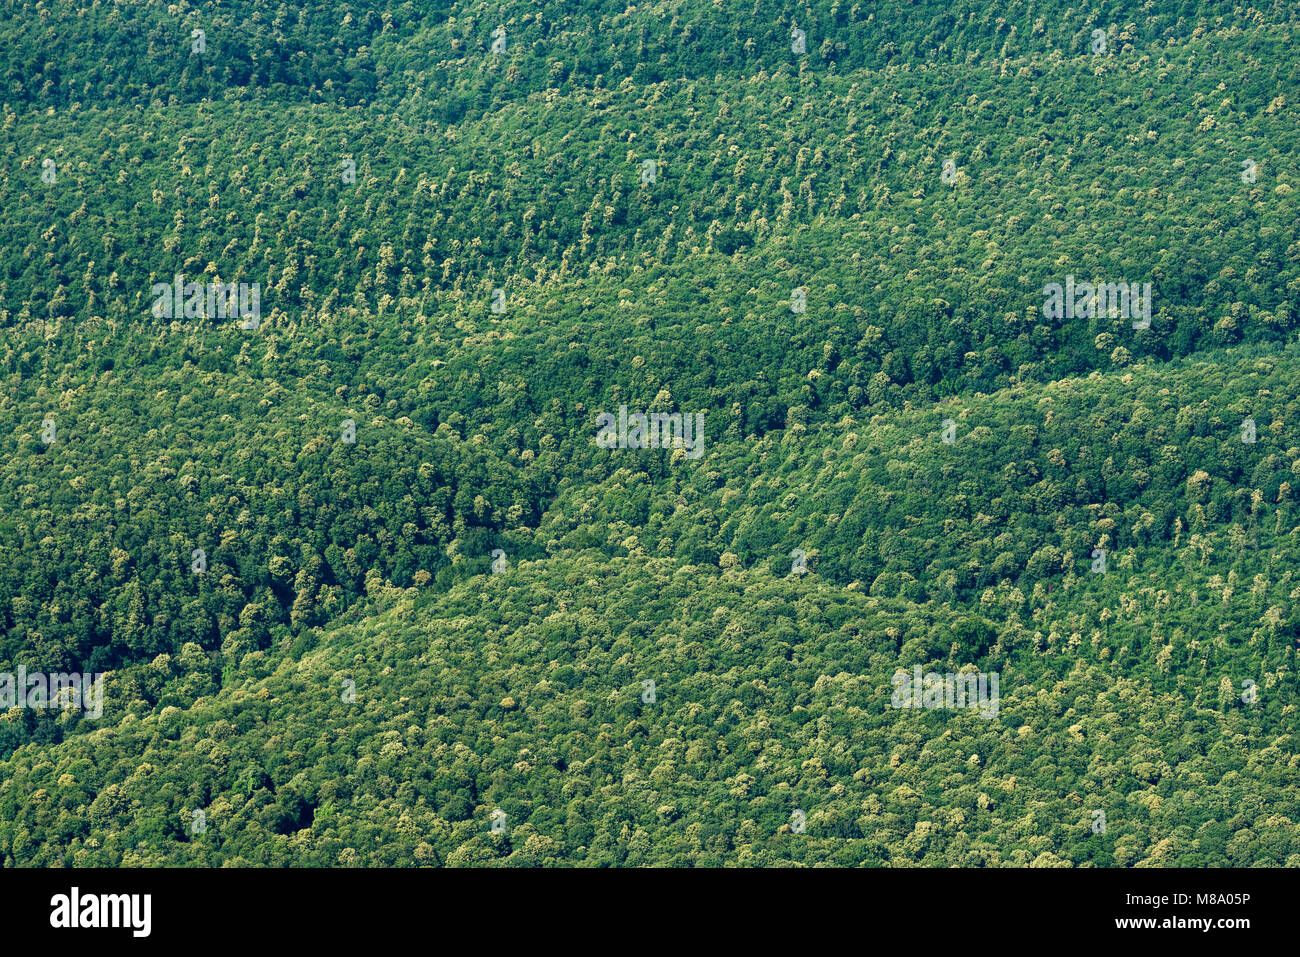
[0,0,1297,866]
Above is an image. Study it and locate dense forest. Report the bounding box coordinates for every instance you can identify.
[0,0,1297,866]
